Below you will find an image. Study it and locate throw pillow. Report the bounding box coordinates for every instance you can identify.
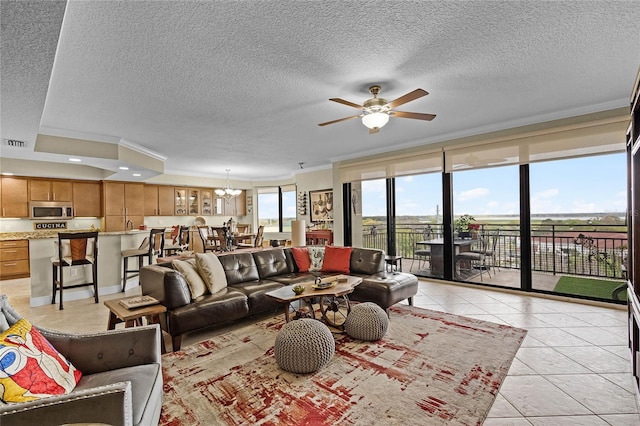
[321,246,353,274]
[195,253,228,294]
[291,247,310,272]
[172,258,208,299]
[0,318,82,403]
[308,246,325,272]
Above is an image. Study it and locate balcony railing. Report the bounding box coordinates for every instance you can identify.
[362,223,628,280]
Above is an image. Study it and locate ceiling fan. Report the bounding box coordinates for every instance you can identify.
[318,85,436,134]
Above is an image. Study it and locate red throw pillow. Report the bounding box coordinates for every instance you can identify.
[321,246,352,274]
[291,247,311,272]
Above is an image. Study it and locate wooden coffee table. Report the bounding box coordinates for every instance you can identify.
[266,275,362,328]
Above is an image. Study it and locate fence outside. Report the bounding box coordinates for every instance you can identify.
[362,223,627,280]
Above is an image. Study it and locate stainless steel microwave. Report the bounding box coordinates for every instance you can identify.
[29,201,74,219]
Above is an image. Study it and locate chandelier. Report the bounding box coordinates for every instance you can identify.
[215,169,242,202]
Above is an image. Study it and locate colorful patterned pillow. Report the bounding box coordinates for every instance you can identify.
[0,318,82,403]
[308,246,325,272]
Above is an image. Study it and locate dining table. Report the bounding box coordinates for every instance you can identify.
[415,238,479,277]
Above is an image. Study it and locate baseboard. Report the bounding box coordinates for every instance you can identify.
[30,284,124,307]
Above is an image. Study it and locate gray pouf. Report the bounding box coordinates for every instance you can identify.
[344,302,389,341]
[274,319,335,373]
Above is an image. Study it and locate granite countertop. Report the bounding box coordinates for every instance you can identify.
[0,229,150,241]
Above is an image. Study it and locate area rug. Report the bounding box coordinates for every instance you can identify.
[160,305,527,425]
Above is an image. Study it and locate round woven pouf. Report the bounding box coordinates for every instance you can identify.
[274,319,335,374]
[344,302,389,341]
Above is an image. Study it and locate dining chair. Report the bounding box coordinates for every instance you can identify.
[238,225,264,249]
[198,225,217,252]
[121,228,165,291]
[164,225,190,255]
[456,233,493,281]
[410,229,431,272]
[51,231,99,310]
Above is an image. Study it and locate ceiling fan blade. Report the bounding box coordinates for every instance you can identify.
[329,98,364,110]
[318,114,361,127]
[386,88,428,109]
[369,127,380,134]
[391,111,436,121]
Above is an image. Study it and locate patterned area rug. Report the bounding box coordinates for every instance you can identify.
[161,305,526,425]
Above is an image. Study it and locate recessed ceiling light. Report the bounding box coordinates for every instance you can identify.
[119,166,129,170]
[132,173,142,177]
[69,158,82,162]
[1,172,14,176]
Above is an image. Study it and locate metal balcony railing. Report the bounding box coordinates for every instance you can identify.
[362,223,628,280]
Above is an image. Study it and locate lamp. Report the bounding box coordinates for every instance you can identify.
[362,111,389,130]
[215,169,242,202]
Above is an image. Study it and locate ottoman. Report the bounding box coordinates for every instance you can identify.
[344,302,389,341]
[274,319,335,373]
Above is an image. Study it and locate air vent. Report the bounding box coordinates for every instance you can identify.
[3,139,28,148]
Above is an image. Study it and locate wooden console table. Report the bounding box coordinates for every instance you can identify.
[306,230,333,246]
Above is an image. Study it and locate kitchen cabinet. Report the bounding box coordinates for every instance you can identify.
[201,189,214,215]
[188,189,200,215]
[29,179,72,201]
[0,177,28,218]
[102,182,145,231]
[221,190,246,216]
[0,240,29,279]
[175,188,187,215]
[146,185,177,216]
[72,181,102,217]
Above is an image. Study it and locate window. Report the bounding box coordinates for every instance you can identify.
[257,185,297,232]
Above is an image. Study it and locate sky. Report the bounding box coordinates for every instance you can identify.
[362,153,626,218]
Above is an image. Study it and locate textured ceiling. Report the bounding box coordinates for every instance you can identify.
[1,1,639,181]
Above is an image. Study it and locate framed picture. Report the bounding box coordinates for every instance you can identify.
[309,189,334,222]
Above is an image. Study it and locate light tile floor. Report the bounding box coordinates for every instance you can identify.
[1,276,638,425]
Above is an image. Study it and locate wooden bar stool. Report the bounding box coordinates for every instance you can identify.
[51,231,99,310]
[121,228,165,291]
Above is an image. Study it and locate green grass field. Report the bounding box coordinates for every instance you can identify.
[553,276,627,301]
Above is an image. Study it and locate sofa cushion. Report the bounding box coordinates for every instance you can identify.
[218,253,260,284]
[75,363,161,426]
[321,246,352,274]
[308,246,325,272]
[291,247,310,272]
[0,318,82,402]
[172,258,208,299]
[350,247,385,275]
[0,312,8,333]
[195,253,228,294]
[253,249,291,278]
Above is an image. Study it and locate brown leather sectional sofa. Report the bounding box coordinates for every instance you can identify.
[140,247,418,351]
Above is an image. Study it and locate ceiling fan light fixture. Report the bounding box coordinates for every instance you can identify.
[362,111,389,129]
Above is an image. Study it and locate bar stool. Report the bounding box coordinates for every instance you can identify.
[121,228,165,292]
[51,231,99,310]
[164,225,190,256]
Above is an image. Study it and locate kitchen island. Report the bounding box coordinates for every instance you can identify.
[1,229,151,306]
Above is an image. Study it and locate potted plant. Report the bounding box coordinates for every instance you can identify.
[454,214,476,239]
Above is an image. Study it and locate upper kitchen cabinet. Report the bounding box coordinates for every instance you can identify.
[1,177,28,218]
[221,190,246,216]
[72,181,102,217]
[188,189,200,215]
[29,179,72,201]
[145,185,175,216]
[201,189,214,215]
[102,182,145,230]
